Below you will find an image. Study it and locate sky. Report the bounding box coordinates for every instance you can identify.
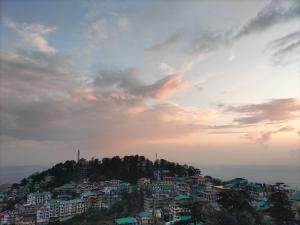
[0,0,299,167]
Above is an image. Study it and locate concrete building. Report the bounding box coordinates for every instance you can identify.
[27,192,51,206]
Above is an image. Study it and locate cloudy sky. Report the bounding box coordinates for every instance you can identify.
[0,0,299,167]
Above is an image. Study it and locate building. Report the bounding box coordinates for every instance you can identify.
[137,211,153,225]
[144,194,172,211]
[27,192,51,206]
[169,194,191,221]
[290,192,300,220]
[0,211,16,225]
[36,205,50,225]
[59,199,87,220]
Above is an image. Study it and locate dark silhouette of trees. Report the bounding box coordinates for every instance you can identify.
[218,190,254,216]
[269,190,294,225]
[25,155,199,190]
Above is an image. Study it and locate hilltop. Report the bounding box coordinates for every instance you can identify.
[20,155,200,191]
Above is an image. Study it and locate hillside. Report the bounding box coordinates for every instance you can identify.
[21,155,200,190]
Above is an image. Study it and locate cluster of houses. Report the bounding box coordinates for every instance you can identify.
[0,179,131,225]
[114,176,300,225]
[0,173,299,225]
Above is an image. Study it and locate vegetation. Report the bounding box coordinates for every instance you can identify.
[269,190,294,225]
[19,155,199,191]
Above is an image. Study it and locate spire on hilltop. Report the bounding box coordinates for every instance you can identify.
[77,149,80,162]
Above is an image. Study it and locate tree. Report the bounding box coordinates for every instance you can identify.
[217,190,258,225]
[218,190,254,215]
[269,190,294,225]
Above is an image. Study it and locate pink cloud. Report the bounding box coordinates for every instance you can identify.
[227,98,300,124]
[5,18,56,54]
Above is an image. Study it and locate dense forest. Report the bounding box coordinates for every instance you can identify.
[21,155,199,189]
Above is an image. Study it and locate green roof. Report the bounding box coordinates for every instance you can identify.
[138,211,152,217]
[290,192,300,201]
[115,217,136,224]
[175,194,190,200]
[180,215,191,221]
[255,197,272,211]
[62,183,75,189]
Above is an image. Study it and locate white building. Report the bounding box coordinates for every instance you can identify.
[59,199,87,220]
[36,205,50,225]
[27,192,51,206]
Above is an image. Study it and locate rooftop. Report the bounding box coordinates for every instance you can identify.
[175,194,190,201]
[115,217,137,224]
[290,192,300,201]
[138,211,152,218]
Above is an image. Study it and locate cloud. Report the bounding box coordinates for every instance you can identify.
[84,13,131,55]
[227,98,300,124]
[94,53,209,100]
[266,30,300,65]
[178,0,300,64]
[0,49,211,147]
[243,126,295,146]
[85,19,108,55]
[234,0,300,39]
[4,18,56,54]
[146,33,181,52]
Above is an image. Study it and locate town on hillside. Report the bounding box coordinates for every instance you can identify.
[0,156,299,225]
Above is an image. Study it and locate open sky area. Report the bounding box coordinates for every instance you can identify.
[0,0,299,167]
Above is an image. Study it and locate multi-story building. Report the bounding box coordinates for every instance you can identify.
[144,194,172,211]
[36,205,50,225]
[27,192,51,206]
[0,211,16,225]
[169,194,191,221]
[59,199,87,220]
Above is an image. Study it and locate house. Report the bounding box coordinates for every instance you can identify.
[36,205,50,225]
[137,211,153,225]
[0,211,16,225]
[170,194,191,221]
[290,192,300,220]
[255,197,272,212]
[27,192,51,206]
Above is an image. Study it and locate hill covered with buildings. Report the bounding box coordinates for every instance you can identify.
[0,155,299,225]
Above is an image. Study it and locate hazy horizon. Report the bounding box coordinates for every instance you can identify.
[1,162,300,188]
[0,0,299,167]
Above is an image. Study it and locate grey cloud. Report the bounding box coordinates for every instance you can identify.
[266,30,300,64]
[234,0,300,40]
[94,65,188,100]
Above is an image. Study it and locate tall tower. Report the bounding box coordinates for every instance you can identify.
[77,149,80,162]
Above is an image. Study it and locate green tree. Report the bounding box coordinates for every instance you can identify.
[269,190,294,225]
[218,190,254,216]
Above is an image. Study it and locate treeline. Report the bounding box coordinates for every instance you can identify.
[175,189,294,225]
[21,155,199,189]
